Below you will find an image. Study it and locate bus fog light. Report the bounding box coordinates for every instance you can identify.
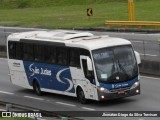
[101,96,104,99]
[136,89,139,93]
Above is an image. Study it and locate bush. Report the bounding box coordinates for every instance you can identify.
[16,0,30,8]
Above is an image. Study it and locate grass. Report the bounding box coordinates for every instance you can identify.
[0,0,159,28]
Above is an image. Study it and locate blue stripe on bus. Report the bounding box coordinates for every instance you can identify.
[23,61,75,93]
[99,76,138,90]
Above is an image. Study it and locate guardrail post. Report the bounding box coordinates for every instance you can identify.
[61,117,68,120]
[158,38,160,56]
[6,104,12,112]
[3,28,7,45]
[143,40,146,59]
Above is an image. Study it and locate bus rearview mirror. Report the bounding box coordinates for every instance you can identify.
[87,57,93,71]
[134,51,141,65]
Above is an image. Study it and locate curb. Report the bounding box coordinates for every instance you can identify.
[72,28,160,33]
[1,26,160,33]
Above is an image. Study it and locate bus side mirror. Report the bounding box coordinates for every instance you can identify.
[134,51,141,65]
[87,57,93,71]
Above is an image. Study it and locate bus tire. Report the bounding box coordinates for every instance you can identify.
[77,87,87,104]
[33,80,42,96]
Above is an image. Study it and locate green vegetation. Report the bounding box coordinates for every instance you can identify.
[0,0,159,28]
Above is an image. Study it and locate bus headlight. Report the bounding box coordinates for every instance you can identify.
[98,86,110,93]
[131,81,140,89]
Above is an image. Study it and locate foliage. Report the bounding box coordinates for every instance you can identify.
[0,0,128,9]
[0,0,159,28]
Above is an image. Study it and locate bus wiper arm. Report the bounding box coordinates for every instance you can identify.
[117,59,131,78]
[111,58,116,74]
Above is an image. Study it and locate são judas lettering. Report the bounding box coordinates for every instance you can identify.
[30,66,52,76]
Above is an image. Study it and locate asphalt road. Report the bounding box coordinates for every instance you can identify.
[0,58,160,120]
[1,27,160,61]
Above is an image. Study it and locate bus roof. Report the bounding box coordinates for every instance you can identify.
[8,30,131,50]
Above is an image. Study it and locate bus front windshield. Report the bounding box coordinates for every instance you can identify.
[92,45,138,84]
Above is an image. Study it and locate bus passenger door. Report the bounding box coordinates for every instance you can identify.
[81,56,96,99]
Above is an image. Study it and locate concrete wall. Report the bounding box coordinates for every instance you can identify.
[0,45,6,58]
[140,60,160,76]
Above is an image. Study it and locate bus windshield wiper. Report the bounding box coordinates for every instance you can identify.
[111,58,116,74]
[117,59,131,79]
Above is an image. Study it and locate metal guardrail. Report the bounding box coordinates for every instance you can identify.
[0,101,81,120]
[0,45,6,52]
[105,21,160,28]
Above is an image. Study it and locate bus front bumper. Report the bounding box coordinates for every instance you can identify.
[97,84,140,101]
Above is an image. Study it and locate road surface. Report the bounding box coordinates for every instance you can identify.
[0,58,160,120]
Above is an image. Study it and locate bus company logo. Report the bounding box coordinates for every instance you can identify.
[13,62,20,67]
[2,112,11,117]
[56,68,74,92]
[2,112,42,118]
[29,63,52,76]
[112,84,121,89]
[114,84,122,89]
[112,83,129,89]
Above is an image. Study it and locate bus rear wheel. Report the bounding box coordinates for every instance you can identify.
[77,88,87,104]
[33,80,42,96]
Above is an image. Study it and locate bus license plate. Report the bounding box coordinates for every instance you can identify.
[117,90,125,94]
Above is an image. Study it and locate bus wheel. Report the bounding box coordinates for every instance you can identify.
[33,80,42,96]
[77,88,87,104]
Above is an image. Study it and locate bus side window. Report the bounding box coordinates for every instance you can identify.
[82,59,94,83]
[57,47,68,65]
[15,42,22,59]
[69,48,80,67]
[23,43,34,61]
[45,46,56,64]
[34,44,44,62]
[8,41,16,59]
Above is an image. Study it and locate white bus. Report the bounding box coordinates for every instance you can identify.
[7,30,141,103]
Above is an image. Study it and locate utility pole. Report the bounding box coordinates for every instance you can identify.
[128,0,135,21]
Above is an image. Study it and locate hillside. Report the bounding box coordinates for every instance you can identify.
[0,0,126,9]
[0,0,159,28]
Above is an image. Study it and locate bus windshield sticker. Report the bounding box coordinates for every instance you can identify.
[101,74,107,79]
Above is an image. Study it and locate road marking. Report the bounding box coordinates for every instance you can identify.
[37,118,47,120]
[131,41,148,43]
[0,90,14,95]
[81,107,95,111]
[131,41,143,43]
[24,96,44,101]
[0,108,5,111]
[140,53,157,57]
[29,117,47,120]
[56,102,76,107]
[140,75,160,80]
